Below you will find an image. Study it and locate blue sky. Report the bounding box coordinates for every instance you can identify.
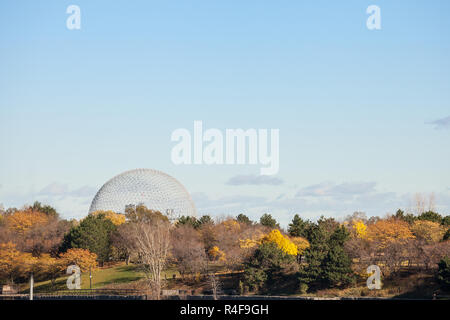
[1,1,449,226]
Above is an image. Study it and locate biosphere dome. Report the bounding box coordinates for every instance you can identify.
[88,169,197,218]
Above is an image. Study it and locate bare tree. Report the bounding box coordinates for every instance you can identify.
[171,226,207,279]
[129,220,171,299]
[414,193,426,215]
[209,274,222,300]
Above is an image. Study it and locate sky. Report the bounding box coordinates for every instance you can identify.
[1,1,449,227]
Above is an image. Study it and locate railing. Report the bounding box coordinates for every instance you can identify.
[33,289,145,296]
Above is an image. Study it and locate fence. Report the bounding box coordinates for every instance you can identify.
[0,289,148,300]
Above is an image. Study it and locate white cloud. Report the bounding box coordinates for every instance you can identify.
[427,116,450,129]
[226,174,283,186]
[296,181,376,197]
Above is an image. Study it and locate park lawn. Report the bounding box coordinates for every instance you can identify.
[20,263,181,293]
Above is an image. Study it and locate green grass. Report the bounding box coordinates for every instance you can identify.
[20,263,181,293]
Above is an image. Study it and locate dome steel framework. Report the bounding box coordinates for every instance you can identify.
[88,169,197,218]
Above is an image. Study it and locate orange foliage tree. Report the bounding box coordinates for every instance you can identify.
[5,209,49,234]
[91,210,126,226]
[0,242,36,283]
[60,248,98,272]
[366,218,415,247]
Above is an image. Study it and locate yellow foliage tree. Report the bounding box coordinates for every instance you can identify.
[290,236,310,255]
[90,210,125,226]
[222,219,241,232]
[262,230,298,256]
[60,248,98,272]
[366,218,415,247]
[208,246,226,262]
[5,209,48,233]
[411,220,446,243]
[352,220,367,238]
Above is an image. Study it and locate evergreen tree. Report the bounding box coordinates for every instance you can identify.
[259,213,279,229]
[236,213,252,225]
[288,214,310,238]
[60,214,116,264]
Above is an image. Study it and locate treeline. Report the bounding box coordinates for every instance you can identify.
[0,202,449,296]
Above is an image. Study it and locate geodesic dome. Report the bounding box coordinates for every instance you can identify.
[88,169,196,218]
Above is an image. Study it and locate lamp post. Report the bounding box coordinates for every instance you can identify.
[29,272,34,300]
[89,267,92,289]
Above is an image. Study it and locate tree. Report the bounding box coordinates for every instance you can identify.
[208,246,226,262]
[129,220,171,299]
[411,220,446,244]
[298,224,355,289]
[198,215,213,226]
[236,214,252,225]
[36,254,65,287]
[288,214,310,238]
[171,226,207,277]
[437,256,450,291]
[444,229,450,241]
[0,242,36,284]
[243,242,295,292]
[290,237,310,256]
[442,216,450,227]
[321,245,354,287]
[366,218,415,247]
[418,211,443,224]
[91,210,125,226]
[20,219,72,257]
[352,220,367,238]
[176,216,199,229]
[30,201,59,219]
[60,214,116,264]
[394,209,416,224]
[262,229,298,256]
[60,248,97,272]
[259,213,279,229]
[125,204,169,224]
[111,222,135,264]
[5,209,49,234]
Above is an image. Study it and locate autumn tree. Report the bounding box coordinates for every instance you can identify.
[411,220,446,244]
[5,208,49,234]
[366,218,415,247]
[125,204,169,224]
[60,248,98,272]
[0,242,36,284]
[91,210,125,226]
[37,254,65,287]
[262,229,298,256]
